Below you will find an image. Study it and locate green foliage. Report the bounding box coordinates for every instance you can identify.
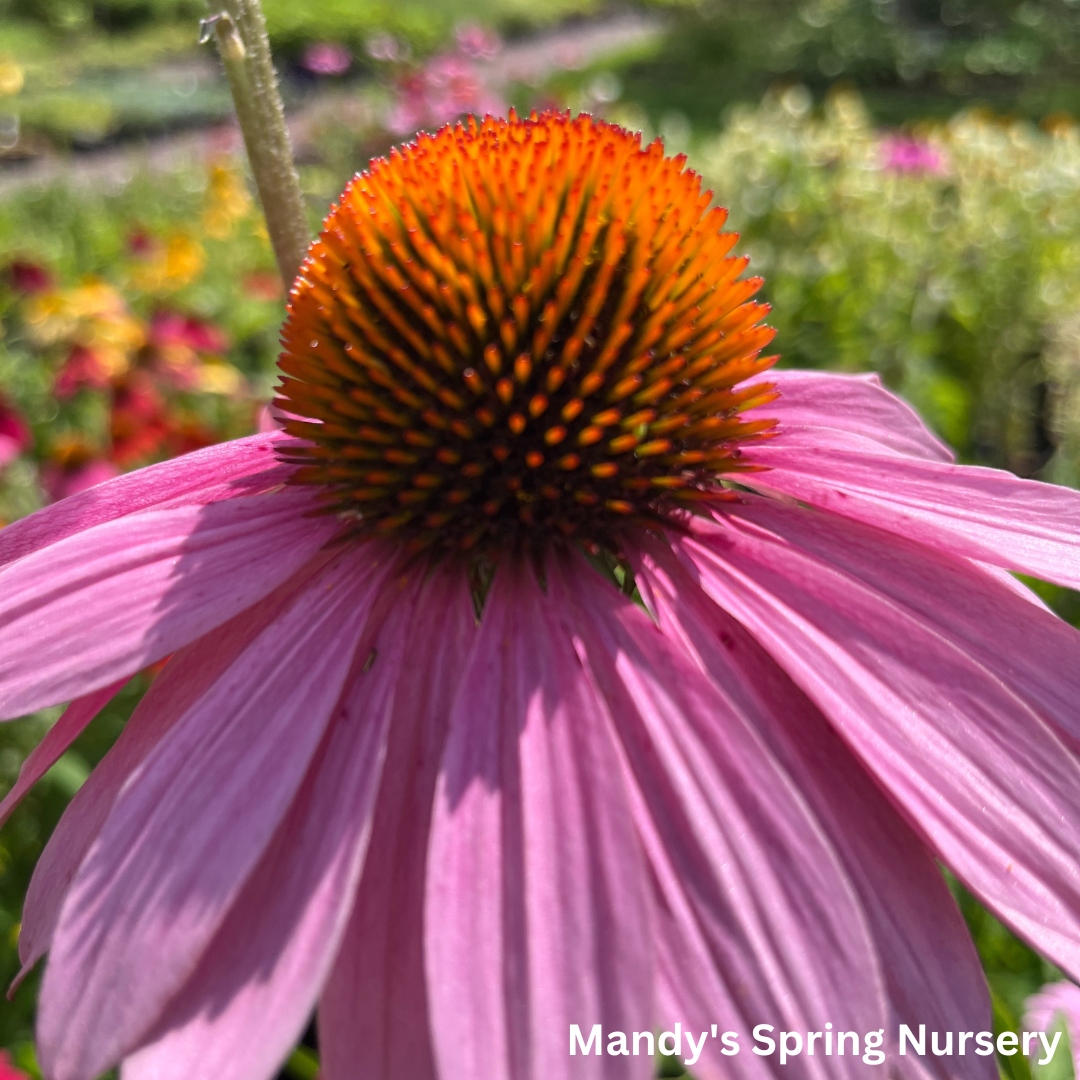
[620,0,1080,132]
[695,90,1080,477]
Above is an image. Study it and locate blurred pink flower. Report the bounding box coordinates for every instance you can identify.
[0,394,30,470]
[1025,981,1080,1070]
[454,23,501,61]
[881,134,945,174]
[40,457,120,503]
[149,311,228,354]
[54,345,111,398]
[0,1051,30,1080]
[301,42,352,77]
[388,53,505,135]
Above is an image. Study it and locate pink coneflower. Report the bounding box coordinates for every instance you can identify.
[881,133,946,175]
[3,111,1080,1080]
[300,42,352,77]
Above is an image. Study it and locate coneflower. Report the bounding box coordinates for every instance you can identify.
[2,111,1080,1080]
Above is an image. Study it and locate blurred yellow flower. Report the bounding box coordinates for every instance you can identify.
[195,358,244,396]
[24,279,144,376]
[202,162,253,239]
[0,59,24,96]
[130,232,206,293]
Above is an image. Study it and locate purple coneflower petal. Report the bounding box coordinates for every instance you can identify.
[426,559,652,1080]
[762,371,955,462]
[319,565,477,1080]
[746,373,1080,588]
[37,547,399,1080]
[636,539,995,1080]
[15,551,338,986]
[682,500,1080,979]
[120,568,421,1080]
[0,679,126,828]
[0,490,337,719]
[552,554,888,1080]
[0,430,293,569]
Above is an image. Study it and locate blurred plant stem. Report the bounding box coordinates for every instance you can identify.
[205,0,309,288]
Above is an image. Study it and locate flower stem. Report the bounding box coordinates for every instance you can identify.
[206,0,309,288]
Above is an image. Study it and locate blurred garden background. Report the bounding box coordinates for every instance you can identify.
[2,0,1080,1076]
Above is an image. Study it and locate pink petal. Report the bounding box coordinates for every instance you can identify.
[757,370,955,462]
[745,440,1080,590]
[0,679,125,829]
[426,559,652,1080]
[15,552,334,984]
[319,564,477,1080]
[120,564,424,1080]
[681,499,1080,979]
[0,431,295,569]
[551,553,888,1080]
[723,507,1080,757]
[636,537,994,1080]
[0,489,337,719]
[37,545,399,1080]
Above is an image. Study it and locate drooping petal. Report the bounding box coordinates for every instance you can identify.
[0,489,337,719]
[550,554,888,1080]
[743,394,1080,587]
[426,559,652,1080]
[680,499,1080,979]
[635,537,994,1080]
[707,505,1080,757]
[0,680,126,828]
[319,564,477,1080]
[120,565,423,1080]
[37,545,399,1080]
[755,370,955,462]
[15,551,335,985]
[0,430,295,569]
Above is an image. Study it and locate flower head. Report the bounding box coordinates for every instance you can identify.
[280,112,775,553]
[4,111,1080,1080]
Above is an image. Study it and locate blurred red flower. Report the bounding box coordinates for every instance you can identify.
[0,393,30,470]
[5,259,53,295]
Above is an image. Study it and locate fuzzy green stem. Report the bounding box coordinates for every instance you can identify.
[207,1,309,288]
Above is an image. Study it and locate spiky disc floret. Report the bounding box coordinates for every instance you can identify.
[277,110,778,554]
